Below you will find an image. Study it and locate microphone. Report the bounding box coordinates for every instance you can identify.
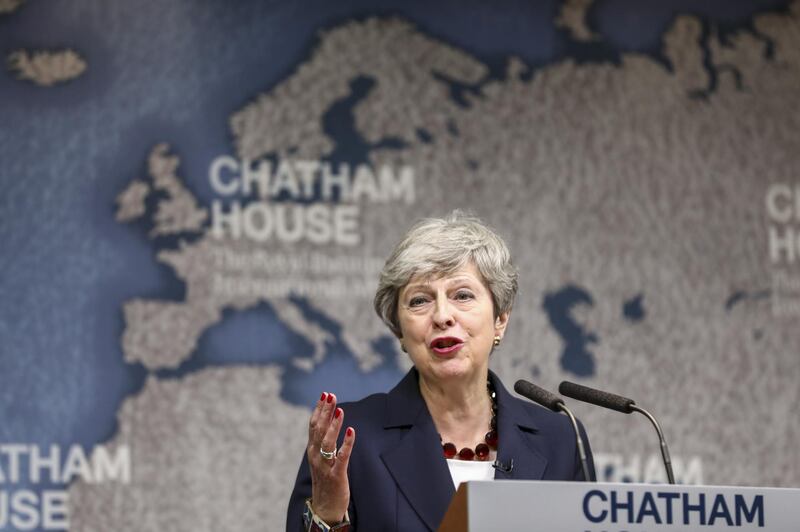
[558,381,675,484]
[514,380,593,482]
[558,381,635,413]
[491,458,514,473]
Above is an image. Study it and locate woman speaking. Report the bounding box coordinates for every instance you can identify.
[287,212,594,531]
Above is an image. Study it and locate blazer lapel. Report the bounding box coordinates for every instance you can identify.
[490,372,549,481]
[380,370,455,531]
[378,370,550,529]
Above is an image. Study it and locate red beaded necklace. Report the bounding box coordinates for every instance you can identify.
[440,381,498,461]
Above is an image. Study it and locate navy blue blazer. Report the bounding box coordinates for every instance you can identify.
[286,369,595,531]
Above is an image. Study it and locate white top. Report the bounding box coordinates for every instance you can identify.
[446,459,495,490]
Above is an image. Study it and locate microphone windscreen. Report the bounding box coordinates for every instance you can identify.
[558,381,635,413]
[514,380,564,411]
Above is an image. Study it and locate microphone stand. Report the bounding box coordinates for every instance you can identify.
[630,404,675,484]
[559,380,676,485]
[556,403,593,482]
[514,380,593,481]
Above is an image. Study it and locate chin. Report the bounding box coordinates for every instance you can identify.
[428,360,475,381]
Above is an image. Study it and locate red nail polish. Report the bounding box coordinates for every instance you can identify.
[334,408,341,419]
[326,394,334,404]
[320,392,326,402]
[346,427,353,437]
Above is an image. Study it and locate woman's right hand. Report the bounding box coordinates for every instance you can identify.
[307,392,356,525]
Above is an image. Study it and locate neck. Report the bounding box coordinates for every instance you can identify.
[419,370,493,448]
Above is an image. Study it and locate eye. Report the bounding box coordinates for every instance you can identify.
[453,290,474,301]
[408,295,430,307]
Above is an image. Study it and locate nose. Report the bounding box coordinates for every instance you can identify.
[432,294,455,329]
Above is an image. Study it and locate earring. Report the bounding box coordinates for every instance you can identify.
[493,335,501,347]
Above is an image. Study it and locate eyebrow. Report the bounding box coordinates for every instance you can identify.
[403,275,479,292]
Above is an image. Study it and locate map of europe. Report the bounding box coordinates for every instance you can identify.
[1,1,799,530]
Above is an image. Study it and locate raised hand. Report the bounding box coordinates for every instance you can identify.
[307,392,356,525]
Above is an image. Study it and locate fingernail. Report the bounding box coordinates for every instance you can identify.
[346,427,354,437]
[320,392,326,402]
[326,394,334,404]
[334,408,342,419]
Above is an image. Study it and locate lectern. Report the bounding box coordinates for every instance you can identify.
[438,480,800,531]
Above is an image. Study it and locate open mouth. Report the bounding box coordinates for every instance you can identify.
[430,337,464,353]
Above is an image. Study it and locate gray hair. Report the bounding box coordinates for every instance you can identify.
[374,211,518,337]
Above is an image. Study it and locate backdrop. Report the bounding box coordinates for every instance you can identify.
[1,0,799,530]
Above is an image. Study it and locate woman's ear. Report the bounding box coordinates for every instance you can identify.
[494,311,510,338]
